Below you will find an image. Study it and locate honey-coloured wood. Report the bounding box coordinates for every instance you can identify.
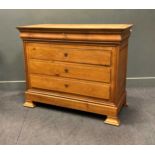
[27,42,112,66]
[24,101,36,108]
[17,24,133,126]
[104,116,120,126]
[29,74,111,99]
[29,59,111,83]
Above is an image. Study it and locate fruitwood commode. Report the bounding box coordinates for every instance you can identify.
[17,24,133,126]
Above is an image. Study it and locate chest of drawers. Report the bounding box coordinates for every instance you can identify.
[17,24,133,126]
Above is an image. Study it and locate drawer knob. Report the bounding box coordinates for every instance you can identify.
[32,48,36,50]
[64,84,69,88]
[64,68,69,73]
[64,53,68,57]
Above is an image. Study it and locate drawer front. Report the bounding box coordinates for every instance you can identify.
[29,60,111,83]
[27,43,112,66]
[30,74,110,100]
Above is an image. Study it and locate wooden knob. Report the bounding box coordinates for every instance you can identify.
[64,84,69,88]
[64,53,68,57]
[64,68,69,73]
[32,48,36,50]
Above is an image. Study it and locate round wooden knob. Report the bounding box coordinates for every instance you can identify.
[64,53,68,57]
[64,84,69,88]
[64,68,69,73]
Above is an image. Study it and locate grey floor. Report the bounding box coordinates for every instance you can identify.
[0,86,155,145]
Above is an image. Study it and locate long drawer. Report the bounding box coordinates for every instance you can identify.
[27,43,112,66]
[28,60,111,83]
[29,74,111,100]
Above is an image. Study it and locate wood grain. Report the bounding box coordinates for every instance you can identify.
[29,74,111,99]
[18,24,133,126]
[27,42,112,66]
[28,59,111,83]
[17,24,133,30]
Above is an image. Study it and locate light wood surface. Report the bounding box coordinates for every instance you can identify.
[27,42,112,66]
[104,116,120,126]
[18,24,133,126]
[30,74,110,99]
[24,101,36,108]
[17,24,133,30]
[29,59,111,83]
